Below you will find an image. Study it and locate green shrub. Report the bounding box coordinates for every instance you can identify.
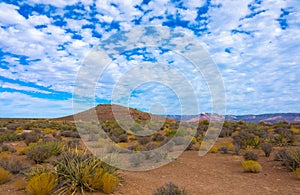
[0,132,18,142]
[26,141,64,163]
[165,129,177,137]
[26,173,57,195]
[243,151,258,161]
[261,143,273,157]
[43,141,65,156]
[242,160,262,173]
[154,182,187,195]
[0,167,11,184]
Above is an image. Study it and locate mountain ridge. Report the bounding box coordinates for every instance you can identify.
[166,112,300,124]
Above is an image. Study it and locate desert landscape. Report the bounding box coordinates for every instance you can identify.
[0,104,299,194]
[1,1,299,195]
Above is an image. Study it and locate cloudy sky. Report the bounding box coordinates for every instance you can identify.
[0,0,299,118]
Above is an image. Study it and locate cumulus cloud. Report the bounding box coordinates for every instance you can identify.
[0,0,299,117]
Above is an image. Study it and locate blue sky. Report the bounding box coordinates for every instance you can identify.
[0,0,299,118]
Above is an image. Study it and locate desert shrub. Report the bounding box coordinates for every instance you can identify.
[54,150,118,194]
[154,182,187,195]
[223,142,234,151]
[233,130,262,149]
[261,143,273,157]
[0,167,11,184]
[25,133,40,145]
[88,133,99,142]
[274,149,289,161]
[220,146,228,154]
[152,133,165,142]
[60,130,72,137]
[294,168,300,180]
[26,145,52,163]
[44,141,65,156]
[130,124,144,132]
[14,178,26,190]
[173,137,185,145]
[138,136,151,145]
[275,148,300,171]
[162,141,175,152]
[25,166,55,179]
[219,128,233,138]
[67,139,80,148]
[110,135,120,143]
[118,134,128,143]
[129,153,144,167]
[144,142,158,151]
[209,146,218,153]
[151,150,168,163]
[6,123,19,131]
[0,156,29,174]
[83,167,104,190]
[243,151,258,161]
[233,142,241,155]
[26,173,57,195]
[102,172,118,194]
[273,126,295,146]
[242,160,262,173]
[165,129,177,137]
[1,145,16,153]
[0,132,18,142]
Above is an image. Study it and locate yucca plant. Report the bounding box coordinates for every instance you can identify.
[54,149,118,194]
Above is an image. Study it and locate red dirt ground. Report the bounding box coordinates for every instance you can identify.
[1,150,299,195]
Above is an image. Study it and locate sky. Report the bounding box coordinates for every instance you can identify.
[0,0,299,118]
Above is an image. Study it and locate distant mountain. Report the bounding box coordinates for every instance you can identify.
[166,113,300,124]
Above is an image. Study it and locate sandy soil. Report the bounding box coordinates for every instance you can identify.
[1,151,299,195]
[115,151,300,195]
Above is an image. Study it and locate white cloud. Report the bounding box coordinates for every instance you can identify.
[0,3,27,26]
[0,92,72,118]
[0,0,299,117]
[0,82,51,94]
[28,15,52,26]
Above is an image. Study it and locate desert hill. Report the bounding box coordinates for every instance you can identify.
[57,104,166,122]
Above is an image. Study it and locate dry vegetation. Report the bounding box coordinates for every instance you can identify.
[0,116,299,194]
